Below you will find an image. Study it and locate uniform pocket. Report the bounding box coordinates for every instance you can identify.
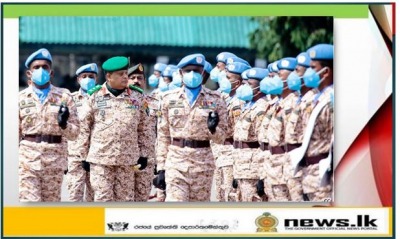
[168,107,185,128]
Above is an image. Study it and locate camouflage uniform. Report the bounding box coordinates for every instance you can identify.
[284,88,319,202]
[157,86,228,202]
[265,92,300,201]
[301,86,334,201]
[233,96,269,202]
[134,93,158,202]
[79,83,152,202]
[255,96,280,200]
[66,89,94,202]
[214,92,243,202]
[19,85,80,202]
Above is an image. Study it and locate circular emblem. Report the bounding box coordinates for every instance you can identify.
[297,55,306,63]
[218,54,224,60]
[196,56,203,64]
[255,212,279,232]
[42,50,49,57]
[228,65,235,71]
[21,100,26,105]
[227,58,234,64]
[281,60,289,67]
[91,64,95,70]
[309,50,316,58]
[249,69,256,76]
[154,63,160,70]
[174,109,179,115]
[26,117,32,123]
[164,70,169,76]
[26,109,30,113]
[272,62,278,71]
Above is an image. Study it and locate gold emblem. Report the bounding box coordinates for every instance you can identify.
[26,117,32,123]
[139,64,144,72]
[255,212,278,232]
[310,50,316,58]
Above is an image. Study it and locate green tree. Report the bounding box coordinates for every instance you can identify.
[249,17,333,63]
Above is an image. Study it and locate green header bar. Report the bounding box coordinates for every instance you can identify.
[3,4,368,18]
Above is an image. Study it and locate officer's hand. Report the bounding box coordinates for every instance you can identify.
[154,164,159,175]
[81,161,90,172]
[207,112,219,134]
[57,105,70,129]
[137,157,148,170]
[156,170,166,190]
[256,179,266,197]
[232,179,238,189]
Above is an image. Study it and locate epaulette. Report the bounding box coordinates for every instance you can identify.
[88,85,102,96]
[129,84,144,94]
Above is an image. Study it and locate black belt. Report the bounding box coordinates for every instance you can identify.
[233,141,260,149]
[224,138,234,145]
[172,138,210,148]
[260,142,269,151]
[304,153,330,166]
[23,134,62,144]
[286,143,302,152]
[270,146,286,155]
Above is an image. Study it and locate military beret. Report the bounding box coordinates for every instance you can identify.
[216,52,236,63]
[25,48,52,68]
[307,44,334,60]
[204,61,212,73]
[162,65,178,78]
[128,63,145,76]
[246,67,269,81]
[102,56,129,72]
[154,63,167,72]
[271,61,279,73]
[296,52,311,67]
[277,57,297,71]
[226,62,251,75]
[76,63,98,76]
[177,53,205,69]
[241,69,250,80]
[225,56,250,66]
[267,63,273,72]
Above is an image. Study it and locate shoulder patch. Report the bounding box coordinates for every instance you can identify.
[88,85,102,96]
[129,84,144,94]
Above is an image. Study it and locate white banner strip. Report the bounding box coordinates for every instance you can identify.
[105,208,391,236]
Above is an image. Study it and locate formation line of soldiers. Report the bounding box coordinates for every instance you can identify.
[18,44,333,202]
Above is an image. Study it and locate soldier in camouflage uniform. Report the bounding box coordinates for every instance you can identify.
[214,59,249,202]
[127,63,157,202]
[19,48,80,202]
[79,56,152,202]
[299,44,334,202]
[232,67,269,202]
[156,54,228,202]
[66,63,98,202]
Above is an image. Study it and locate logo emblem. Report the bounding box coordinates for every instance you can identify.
[107,222,129,232]
[272,63,278,71]
[139,64,144,72]
[255,212,278,232]
[196,56,203,64]
[297,55,306,63]
[281,60,289,67]
[218,54,224,60]
[227,57,234,64]
[228,65,235,71]
[91,64,95,70]
[310,50,316,58]
[249,69,256,76]
[42,50,49,57]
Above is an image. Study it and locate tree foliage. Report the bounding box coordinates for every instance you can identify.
[249,17,333,63]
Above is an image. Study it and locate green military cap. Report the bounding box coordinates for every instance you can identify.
[102,56,129,72]
[128,63,145,77]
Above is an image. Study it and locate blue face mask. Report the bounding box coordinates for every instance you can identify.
[80,77,96,91]
[330,91,334,105]
[158,80,169,92]
[183,71,203,88]
[148,74,159,88]
[210,67,221,82]
[303,67,327,88]
[260,76,284,95]
[287,72,302,91]
[236,84,259,102]
[218,77,232,94]
[31,68,50,86]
